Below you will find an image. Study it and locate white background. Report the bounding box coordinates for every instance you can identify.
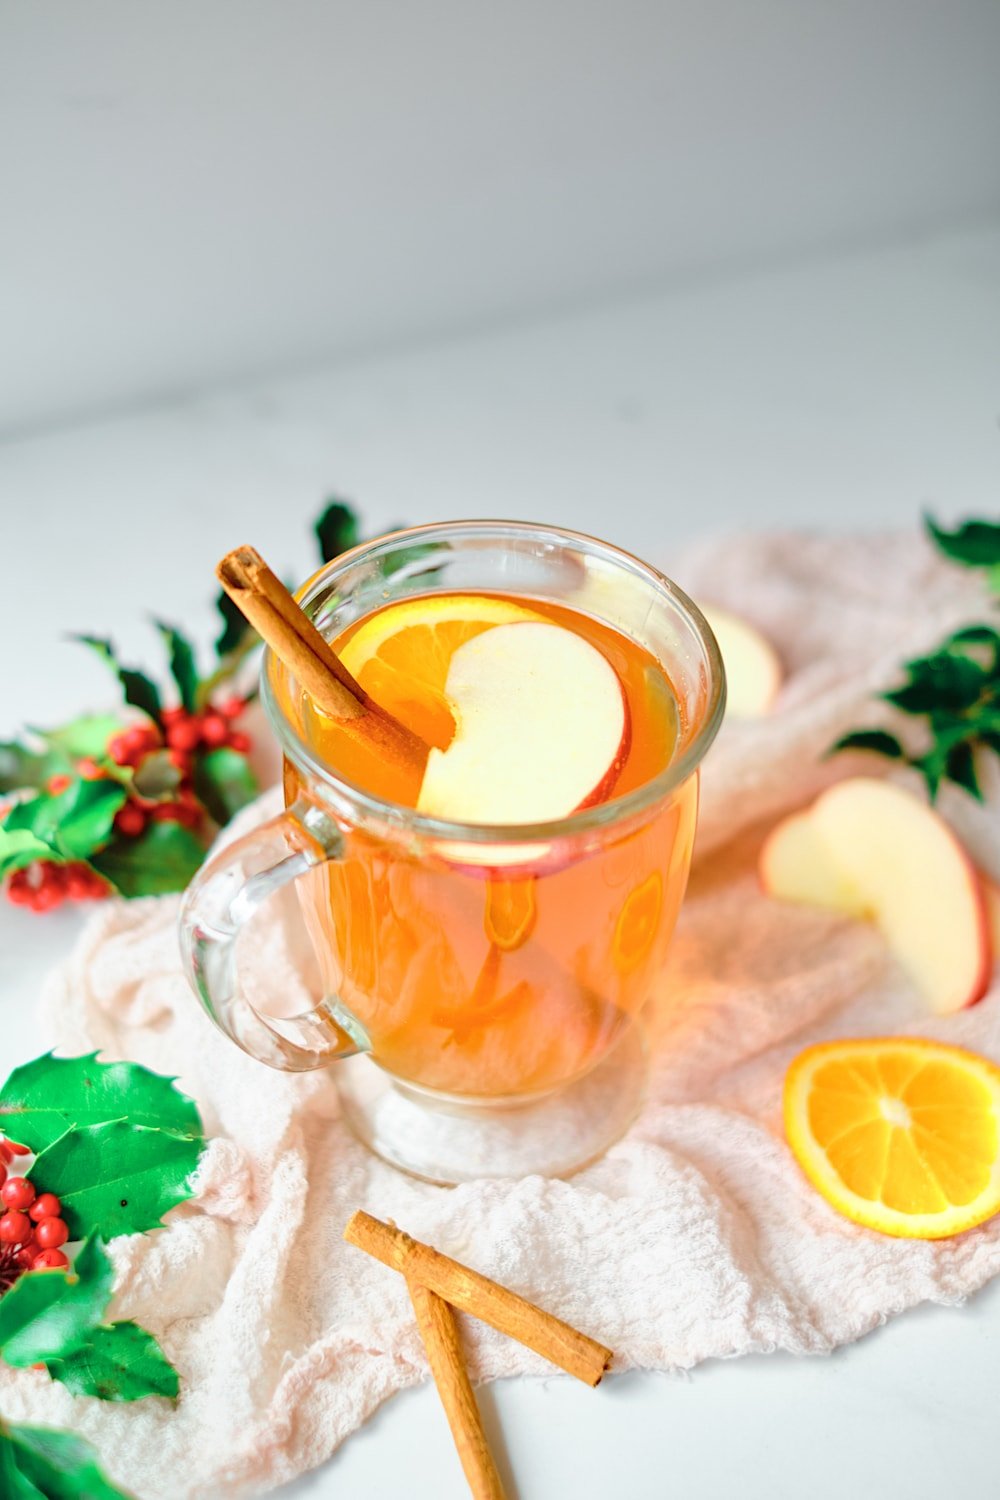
[2,5,1000,1496]
[2,1,1000,434]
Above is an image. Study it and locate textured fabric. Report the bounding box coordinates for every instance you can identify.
[2,530,999,1498]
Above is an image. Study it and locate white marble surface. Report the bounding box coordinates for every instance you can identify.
[2,224,1000,1498]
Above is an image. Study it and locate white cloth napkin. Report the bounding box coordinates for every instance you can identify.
[2,530,999,1499]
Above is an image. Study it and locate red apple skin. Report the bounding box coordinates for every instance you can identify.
[956,854,991,1010]
[575,671,632,813]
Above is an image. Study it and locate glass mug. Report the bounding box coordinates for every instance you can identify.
[180,522,724,1182]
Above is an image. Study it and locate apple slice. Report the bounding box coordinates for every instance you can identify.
[417,622,629,824]
[760,777,990,1014]
[701,604,782,718]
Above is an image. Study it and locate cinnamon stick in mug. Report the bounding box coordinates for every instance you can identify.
[344,1211,613,1387]
[216,545,426,764]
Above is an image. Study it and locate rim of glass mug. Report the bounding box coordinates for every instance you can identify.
[261,519,726,842]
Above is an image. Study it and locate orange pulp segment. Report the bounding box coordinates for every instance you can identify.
[338,593,546,751]
[784,1037,1000,1239]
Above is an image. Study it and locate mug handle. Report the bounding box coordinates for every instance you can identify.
[179,796,370,1072]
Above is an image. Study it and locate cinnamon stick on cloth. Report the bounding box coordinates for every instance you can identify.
[344,1210,613,1386]
[408,1281,508,1500]
[216,544,426,765]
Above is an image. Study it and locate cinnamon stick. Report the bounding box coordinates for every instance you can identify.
[216,545,425,763]
[408,1280,507,1500]
[344,1211,612,1387]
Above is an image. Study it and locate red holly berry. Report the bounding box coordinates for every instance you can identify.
[0,1140,28,1162]
[34,1217,69,1249]
[168,748,193,779]
[166,718,202,753]
[200,712,229,747]
[32,1248,69,1271]
[0,1211,33,1244]
[16,1243,38,1269]
[227,731,251,754]
[29,880,64,913]
[6,870,32,906]
[114,802,147,838]
[77,757,104,780]
[218,695,245,720]
[161,706,186,726]
[0,1164,5,1189]
[29,1193,61,1223]
[1,1178,35,1212]
[47,773,73,795]
[64,863,108,901]
[107,733,132,766]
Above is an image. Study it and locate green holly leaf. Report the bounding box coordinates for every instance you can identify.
[155,621,199,713]
[0,740,67,796]
[945,740,983,800]
[46,1320,179,1403]
[39,715,124,761]
[91,820,206,897]
[131,749,182,802]
[0,1237,113,1366]
[315,500,360,563]
[4,780,126,863]
[214,586,253,657]
[830,729,905,760]
[32,1122,204,1238]
[882,652,987,715]
[0,1053,203,1155]
[0,1422,132,1500]
[926,514,1000,569]
[193,747,258,825]
[76,636,163,725]
[0,826,55,879]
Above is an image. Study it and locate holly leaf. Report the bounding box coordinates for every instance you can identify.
[0,740,67,795]
[315,500,360,563]
[945,740,983,800]
[214,587,253,657]
[155,621,199,713]
[76,636,163,725]
[46,1320,179,1403]
[193,747,258,825]
[39,715,123,761]
[3,779,126,863]
[926,514,1000,569]
[881,652,987,715]
[91,820,206,897]
[830,729,905,760]
[0,1236,113,1366]
[131,749,182,802]
[0,1422,131,1500]
[32,1121,204,1238]
[0,826,55,879]
[0,1053,203,1155]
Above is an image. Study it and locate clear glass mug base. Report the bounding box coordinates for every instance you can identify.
[335,1024,648,1185]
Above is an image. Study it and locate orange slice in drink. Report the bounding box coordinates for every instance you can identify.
[784,1037,1000,1239]
[339,594,546,750]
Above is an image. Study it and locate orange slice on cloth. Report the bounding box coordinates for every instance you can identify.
[339,594,546,750]
[784,1037,1000,1239]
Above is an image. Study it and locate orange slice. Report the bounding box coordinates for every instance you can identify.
[338,594,546,750]
[785,1037,1000,1238]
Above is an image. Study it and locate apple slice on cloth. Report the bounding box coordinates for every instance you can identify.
[760,777,990,1014]
[417,622,630,824]
[701,604,782,718]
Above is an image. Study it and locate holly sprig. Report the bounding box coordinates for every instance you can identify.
[833,514,1000,800]
[0,1051,204,1423]
[1,1420,132,1499]
[0,498,364,911]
